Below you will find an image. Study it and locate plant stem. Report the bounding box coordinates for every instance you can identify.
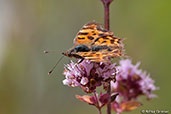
[104,3,110,30]
[107,83,111,114]
[101,0,113,30]
[100,0,114,114]
[93,92,102,114]
[99,108,102,114]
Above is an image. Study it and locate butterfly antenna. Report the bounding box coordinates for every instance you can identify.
[48,55,64,76]
[44,50,58,54]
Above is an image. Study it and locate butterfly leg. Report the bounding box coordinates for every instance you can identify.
[78,58,84,64]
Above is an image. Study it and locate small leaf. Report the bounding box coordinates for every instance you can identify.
[75,95,96,105]
[121,101,142,111]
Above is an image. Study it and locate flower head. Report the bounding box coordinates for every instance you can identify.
[111,59,158,113]
[111,59,157,100]
[63,60,117,93]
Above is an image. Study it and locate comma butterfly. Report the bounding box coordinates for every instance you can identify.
[62,21,124,62]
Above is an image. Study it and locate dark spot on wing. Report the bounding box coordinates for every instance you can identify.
[78,37,85,39]
[88,36,94,40]
[78,32,89,35]
[113,50,119,53]
[99,34,104,36]
[118,38,122,42]
[92,46,108,51]
[110,39,114,44]
[107,48,112,51]
[113,37,122,42]
[93,33,96,35]
[92,46,102,51]
[102,41,107,44]
[102,36,109,39]
[94,37,100,42]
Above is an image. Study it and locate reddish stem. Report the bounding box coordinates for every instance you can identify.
[93,92,102,114]
[104,3,110,30]
[100,0,114,114]
[107,83,111,114]
[101,0,113,30]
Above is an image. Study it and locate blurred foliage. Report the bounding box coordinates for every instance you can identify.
[0,0,170,114]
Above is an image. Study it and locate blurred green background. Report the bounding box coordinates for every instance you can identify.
[0,0,170,114]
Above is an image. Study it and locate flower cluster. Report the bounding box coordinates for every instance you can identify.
[111,59,157,113]
[63,60,117,93]
[62,58,158,114]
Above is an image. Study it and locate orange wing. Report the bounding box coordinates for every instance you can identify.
[76,49,122,62]
[75,34,124,62]
[64,21,124,62]
[73,21,113,46]
[92,35,122,47]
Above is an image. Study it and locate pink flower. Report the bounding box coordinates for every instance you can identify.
[63,60,117,93]
[111,59,157,100]
[111,59,158,113]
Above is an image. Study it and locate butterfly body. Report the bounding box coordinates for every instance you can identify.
[74,45,91,52]
[63,22,124,62]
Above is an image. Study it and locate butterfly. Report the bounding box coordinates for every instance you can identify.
[62,21,124,62]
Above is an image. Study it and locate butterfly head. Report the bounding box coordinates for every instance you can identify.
[62,50,72,57]
[62,44,92,60]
